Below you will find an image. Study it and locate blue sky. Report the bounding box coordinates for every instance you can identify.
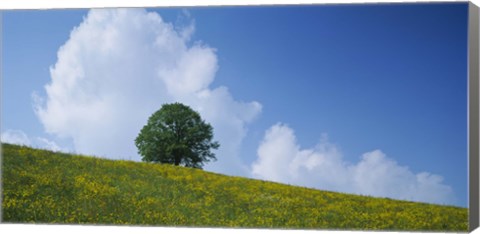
[2,3,468,207]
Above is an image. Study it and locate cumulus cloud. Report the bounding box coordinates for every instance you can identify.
[251,123,456,205]
[1,129,65,152]
[33,8,261,175]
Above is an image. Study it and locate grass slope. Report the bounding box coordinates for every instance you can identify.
[1,143,468,231]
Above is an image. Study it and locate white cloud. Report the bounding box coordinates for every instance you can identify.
[1,129,31,145]
[33,8,261,175]
[36,137,64,152]
[1,129,66,152]
[251,123,456,205]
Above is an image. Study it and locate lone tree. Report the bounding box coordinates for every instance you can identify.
[135,102,219,169]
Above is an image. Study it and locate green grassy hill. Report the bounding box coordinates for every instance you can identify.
[1,143,468,231]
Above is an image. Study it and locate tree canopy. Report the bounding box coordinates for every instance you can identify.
[135,103,219,169]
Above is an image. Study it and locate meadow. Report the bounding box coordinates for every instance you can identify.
[1,143,468,231]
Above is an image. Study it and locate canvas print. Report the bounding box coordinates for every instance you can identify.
[1,3,470,231]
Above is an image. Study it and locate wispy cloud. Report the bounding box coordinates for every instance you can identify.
[36,137,64,152]
[1,129,65,152]
[251,123,456,205]
[33,8,261,175]
[1,129,31,146]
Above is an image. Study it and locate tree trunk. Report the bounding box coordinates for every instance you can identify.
[174,152,181,166]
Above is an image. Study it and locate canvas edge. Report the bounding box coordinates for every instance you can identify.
[469,1,480,232]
